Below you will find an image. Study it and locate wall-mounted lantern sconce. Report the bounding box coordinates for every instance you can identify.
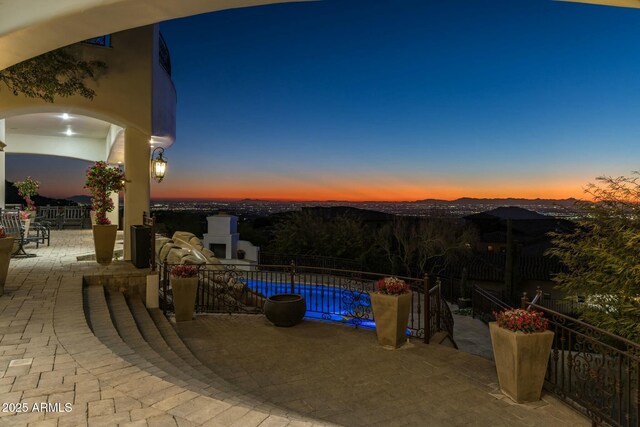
[151,147,167,183]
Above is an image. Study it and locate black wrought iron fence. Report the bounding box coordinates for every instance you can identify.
[471,285,511,323]
[472,286,639,427]
[158,261,452,344]
[259,252,363,272]
[537,296,582,316]
[525,297,640,427]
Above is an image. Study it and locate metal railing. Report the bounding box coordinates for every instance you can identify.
[159,33,171,76]
[259,252,363,272]
[158,261,453,344]
[524,293,640,427]
[82,35,111,47]
[472,286,639,426]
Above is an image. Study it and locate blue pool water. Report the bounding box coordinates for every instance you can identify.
[244,279,378,329]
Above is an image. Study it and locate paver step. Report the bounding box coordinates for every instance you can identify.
[130,296,266,406]
[84,284,158,371]
[126,296,244,400]
[105,289,219,396]
[147,306,226,380]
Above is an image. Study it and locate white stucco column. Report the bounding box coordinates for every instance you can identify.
[123,127,150,260]
[0,120,5,209]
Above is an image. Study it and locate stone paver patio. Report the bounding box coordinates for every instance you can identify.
[177,315,588,427]
[0,230,590,426]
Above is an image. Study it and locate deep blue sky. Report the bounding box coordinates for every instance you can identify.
[10,0,640,200]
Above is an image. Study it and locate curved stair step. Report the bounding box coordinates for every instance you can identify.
[146,307,266,406]
[105,290,217,395]
[84,284,162,374]
[126,295,242,400]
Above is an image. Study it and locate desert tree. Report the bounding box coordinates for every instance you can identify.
[269,210,368,261]
[548,173,640,341]
[376,217,476,277]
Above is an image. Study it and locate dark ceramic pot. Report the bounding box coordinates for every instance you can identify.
[264,294,306,327]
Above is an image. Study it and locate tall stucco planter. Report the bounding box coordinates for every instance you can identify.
[489,322,554,403]
[370,292,412,348]
[0,237,14,295]
[171,277,198,322]
[92,224,117,265]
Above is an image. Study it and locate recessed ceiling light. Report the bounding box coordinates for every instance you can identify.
[61,113,70,120]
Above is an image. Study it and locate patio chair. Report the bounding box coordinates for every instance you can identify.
[61,206,87,229]
[36,206,63,230]
[0,211,37,257]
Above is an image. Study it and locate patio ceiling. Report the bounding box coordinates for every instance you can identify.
[6,113,111,139]
[3,112,123,163]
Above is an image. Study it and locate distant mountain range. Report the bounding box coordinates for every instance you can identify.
[66,195,92,205]
[413,197,578,207]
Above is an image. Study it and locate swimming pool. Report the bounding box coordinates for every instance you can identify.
[243,279,377,330]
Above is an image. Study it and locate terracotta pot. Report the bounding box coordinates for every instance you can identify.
[171,276,198,321]
[489,322,554,403]
[0,237,14,296]
[92,224,117,265]
[263,294,306,327]
[369,292,412,348]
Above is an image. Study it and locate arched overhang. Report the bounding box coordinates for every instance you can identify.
[0,0,311,70]
[3,111,123,163]
[557,0,640,7]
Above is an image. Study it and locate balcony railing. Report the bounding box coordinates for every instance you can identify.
[472,286,640,427]
[159,33,171,76]
[82,35,111,47]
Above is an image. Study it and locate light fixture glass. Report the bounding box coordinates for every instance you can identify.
[65,128,73,136]
[62,113,70,120]
[151,147,167,183]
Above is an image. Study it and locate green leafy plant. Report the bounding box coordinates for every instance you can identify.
[84,161,126,225]
[0,48,106,103]
[548,172,640,341]
[14,176,40,211]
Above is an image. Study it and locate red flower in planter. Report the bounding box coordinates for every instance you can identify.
[493,308,548,333]
[375,277,411,295]
[170,264,198,278]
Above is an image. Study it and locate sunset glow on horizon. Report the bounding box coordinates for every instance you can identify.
[7,0,640,202]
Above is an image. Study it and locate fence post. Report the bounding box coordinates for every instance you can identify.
[424,275,430,344]
[290,261,296,294]
[435,278,441,334]
[521,292,529,310]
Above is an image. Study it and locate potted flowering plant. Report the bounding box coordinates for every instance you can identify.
[489,308,554,403]
[0,225,14,296]
[14,176,40,215]
[170,264,199,322]
[84,161,126,264]
[19,210,32,237]
[369,277,412,348]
